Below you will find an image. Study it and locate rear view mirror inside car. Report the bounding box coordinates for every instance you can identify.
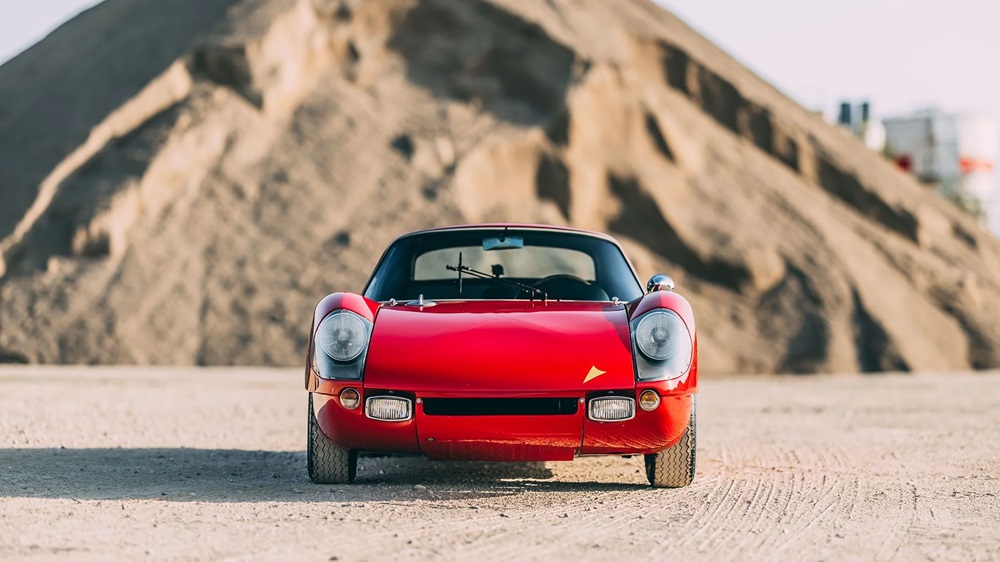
[483,236,524,251]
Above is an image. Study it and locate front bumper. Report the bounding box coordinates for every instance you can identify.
[311,382,693,462]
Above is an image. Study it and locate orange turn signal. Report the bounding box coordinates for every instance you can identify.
[638,389,660,411]
[340,388,361,410]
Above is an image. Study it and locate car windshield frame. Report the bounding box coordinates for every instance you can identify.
[362,228,644,303]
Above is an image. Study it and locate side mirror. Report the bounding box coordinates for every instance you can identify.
[646,274,675,293]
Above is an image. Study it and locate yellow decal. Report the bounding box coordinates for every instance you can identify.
[584,366,607,383]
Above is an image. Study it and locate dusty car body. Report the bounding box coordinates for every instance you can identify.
[305,224,697,487]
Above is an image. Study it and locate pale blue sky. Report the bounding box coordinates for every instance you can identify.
[659,0,1000,121]
[1,0,996,121]
[0,1,102,62]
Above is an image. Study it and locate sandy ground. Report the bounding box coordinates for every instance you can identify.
[1,367,998,561]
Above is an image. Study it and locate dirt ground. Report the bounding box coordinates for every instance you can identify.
[1,367,998,561]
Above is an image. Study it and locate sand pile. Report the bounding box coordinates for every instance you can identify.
[1,0,999,373]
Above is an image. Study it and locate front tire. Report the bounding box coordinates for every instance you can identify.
[645,395,697,488]
[307,393,357,484]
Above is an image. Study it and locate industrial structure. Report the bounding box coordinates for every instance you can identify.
[837,101,887,152]
[882,110,997,233]
[839,102,998,235]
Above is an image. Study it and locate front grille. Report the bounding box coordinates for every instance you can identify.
[422,398,579,416]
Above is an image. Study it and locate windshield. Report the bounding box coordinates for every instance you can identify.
[364,229,643,302]
[414,246,595,281]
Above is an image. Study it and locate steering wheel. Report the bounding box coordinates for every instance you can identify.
[518,274,609,301]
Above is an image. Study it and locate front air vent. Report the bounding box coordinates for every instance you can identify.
[422,398,579,416]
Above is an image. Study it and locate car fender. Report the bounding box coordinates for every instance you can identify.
[627,291,698,395]
[304,293,381,389]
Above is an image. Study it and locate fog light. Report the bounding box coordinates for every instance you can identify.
[366,396,412,421]
[588,396,635,421]
[340,388,361,410]
[638,389,660,411]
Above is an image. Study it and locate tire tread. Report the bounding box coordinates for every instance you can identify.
[307,394,357,484]
[645,395,697,488]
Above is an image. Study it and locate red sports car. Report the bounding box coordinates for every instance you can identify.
[304,224,697,487]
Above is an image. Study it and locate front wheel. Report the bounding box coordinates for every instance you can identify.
[645,395,696,488]
[307,393,358,484]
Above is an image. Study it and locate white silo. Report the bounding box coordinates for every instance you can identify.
[883,110,997,234]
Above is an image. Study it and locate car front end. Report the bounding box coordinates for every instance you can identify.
[304,225,698,487]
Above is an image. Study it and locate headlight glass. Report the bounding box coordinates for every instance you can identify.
[316,311,368,362]
[366,396,413,421]
[588,396,636,421]
[635,310,689,361]
[632,310,692,380]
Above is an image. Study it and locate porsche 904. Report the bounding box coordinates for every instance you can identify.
[305,225,697,487]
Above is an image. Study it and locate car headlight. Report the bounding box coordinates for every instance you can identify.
[316,311,368,362]
[588,396,635,421]
[366,396,413,421]
[314,311,372,380]
[631,310,692,381]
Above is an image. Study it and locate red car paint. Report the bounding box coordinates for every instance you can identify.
[313,390,420,453]
[306,225,697,462]
[365,301,634,394]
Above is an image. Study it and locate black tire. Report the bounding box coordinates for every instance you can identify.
[645,395,696,488]
[307,393,357,484]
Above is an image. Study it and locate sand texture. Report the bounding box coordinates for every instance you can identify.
[1,367,998,560]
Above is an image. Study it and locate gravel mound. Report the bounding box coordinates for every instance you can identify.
[1,0,999,373]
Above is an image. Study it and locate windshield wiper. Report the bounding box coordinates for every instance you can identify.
[446,252,547,301]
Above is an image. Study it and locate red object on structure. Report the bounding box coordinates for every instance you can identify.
[896,154,913,172]
[304,224,698,487]
[959,156,994,175]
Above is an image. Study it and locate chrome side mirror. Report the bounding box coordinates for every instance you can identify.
[646,274,674,293]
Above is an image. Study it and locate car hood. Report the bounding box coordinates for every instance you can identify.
[364,301,635,394]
